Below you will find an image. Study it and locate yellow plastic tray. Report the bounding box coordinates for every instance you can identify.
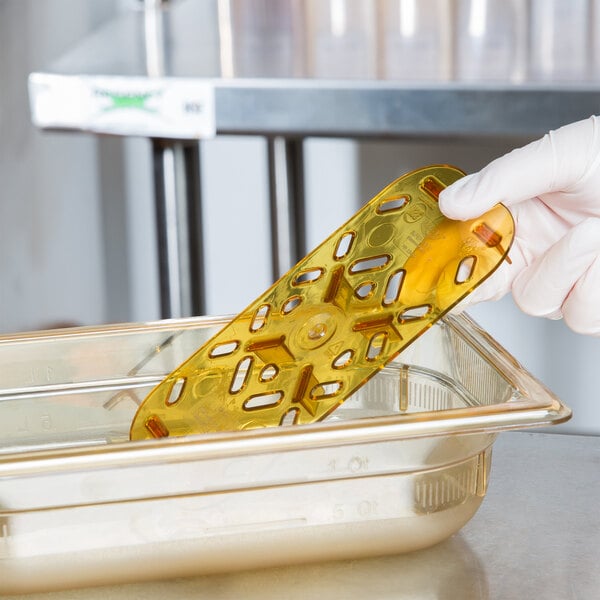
[131,165,514,439]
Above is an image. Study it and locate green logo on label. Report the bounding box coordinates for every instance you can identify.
[94,88,161,112]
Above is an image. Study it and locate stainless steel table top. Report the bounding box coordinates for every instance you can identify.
[5,431,599,599]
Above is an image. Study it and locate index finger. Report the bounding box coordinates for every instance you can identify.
[439,116,598,220]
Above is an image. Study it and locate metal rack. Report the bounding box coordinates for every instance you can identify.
[28,0,600,318]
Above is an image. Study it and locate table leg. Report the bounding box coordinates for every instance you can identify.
[152,138,205,318]
[267,137,306,280]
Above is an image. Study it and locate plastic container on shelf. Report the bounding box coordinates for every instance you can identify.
[593,0,600,79]
[218,0,305,78]
[0,313,569,594]
[379,0,453,81]
[528,0,590,82]
[454,0,528,82]
[305,0,377,79]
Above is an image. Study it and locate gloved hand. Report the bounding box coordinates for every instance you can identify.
[439,116,600,336]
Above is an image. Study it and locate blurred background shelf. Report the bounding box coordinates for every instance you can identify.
[29,0,600,139]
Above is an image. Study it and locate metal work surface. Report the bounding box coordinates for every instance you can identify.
[6,431,598,599]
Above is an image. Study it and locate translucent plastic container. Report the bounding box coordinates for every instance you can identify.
[0,314,570,593]
[593,0,600,79]
[379,0,453,81]
[305,0,377,78]
[454,0,527,82]
[528,0,589,82]
[219,0,305,78]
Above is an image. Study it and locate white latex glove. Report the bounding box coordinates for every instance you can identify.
[439,116,600,336]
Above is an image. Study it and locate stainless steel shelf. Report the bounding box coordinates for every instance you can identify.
[30,76,600,141]
[211,81,600,138]
[28,0,600,140]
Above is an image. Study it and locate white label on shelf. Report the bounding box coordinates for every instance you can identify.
[28,74,216,139]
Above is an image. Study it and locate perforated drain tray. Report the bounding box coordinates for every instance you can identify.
[130,165,514,439]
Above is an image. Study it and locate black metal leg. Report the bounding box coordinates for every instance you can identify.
[267,136,306,280]
[152,138,205,318]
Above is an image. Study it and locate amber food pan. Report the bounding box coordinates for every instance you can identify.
[0,313,569,593]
